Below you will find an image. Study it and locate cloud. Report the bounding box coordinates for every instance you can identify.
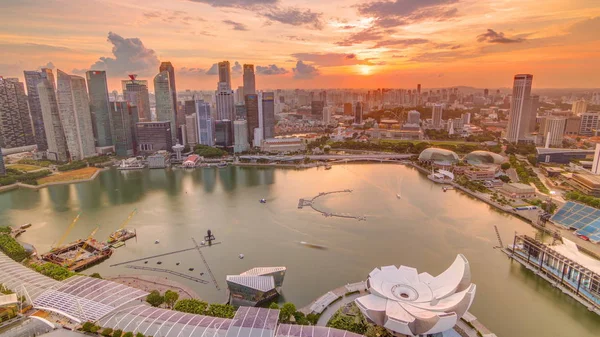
[205,63,218,75]
[358,0,459,27]
[189,0,277,9]
[178,67,207,76]
[292,52,376,67]
[39,62,55,70]
[143,10,205,24]
[285,35,308,42]
[262,8,323,29]
[223,20,249,31]
[84,32,160,76]
[372,38,429,48]
[256,64,289,75]
[391,54,406,58]
[477,29,525,43]
[335,27,385,46]
[292,61,319,79]
[232,61,242,75]
[567,17,600,40]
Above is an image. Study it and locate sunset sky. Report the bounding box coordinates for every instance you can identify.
[1,0,599,91]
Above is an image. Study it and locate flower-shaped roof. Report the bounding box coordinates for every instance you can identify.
[355,255,476,337]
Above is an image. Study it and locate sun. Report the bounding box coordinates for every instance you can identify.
[359,65,371,75]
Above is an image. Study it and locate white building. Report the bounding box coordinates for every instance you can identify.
[579,112,599,136]
[234,120,250,153]
[154,71,176,142]
[432,104,443,129]
[592,143,600,175]
[542,117,566,148]
[261,138,305,153]
[462,112,471,125]
[407,110,420,124]
[506,74,534,143]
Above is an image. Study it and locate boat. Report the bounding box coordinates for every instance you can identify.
[396,194,401,199]
[299,241,328,250]
[260,199,267,204]
[239,254,245,259]
[217,162,228,169]
[189,268,194,271]
[176,262,180,266]
[107,228,136,244]
[325,164,332,170]
[20,223,32,229]
[155,240,160,244]
[111,241,125,248]
[157,261,162,265]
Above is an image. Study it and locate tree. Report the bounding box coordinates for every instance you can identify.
[90,273,102,279]
[279,302,296,323]
[112,329,123,337]
[101,328,113,337]
[164,290,179,309]
[268,302,279,310]
[306,313,320,325]
[173,299,208,314]
[122,332,134,337]
[146,290,164,307]
[136,333,145,337]
[293,311,309,325]
[82,322,94,332]
[498,175,511,183]
[365,325,393,337]
[500,162,511,170]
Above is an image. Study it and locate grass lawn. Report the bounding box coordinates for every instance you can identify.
[7,164,43,172]
[38,167,100,184]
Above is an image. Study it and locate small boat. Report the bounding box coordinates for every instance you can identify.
[155,240,160,244]
[396,194,401,199]
[189,268,194,271]
[176,262,180,266]
[299,241,328,250]
[260,199,267,204]
[200,272,204,276]
[157,261,162,265]
[239,254,245,259]
[201,241,206,245]
[217,162,228,169]
[112,241,125,248]
[144,261,148,264]
[325,164,332,170]
[20,223,32,229]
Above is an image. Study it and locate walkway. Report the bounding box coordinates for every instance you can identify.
[107,274,201,300]
[299,190,367,221]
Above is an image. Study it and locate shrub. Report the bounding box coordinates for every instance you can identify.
[173,299,208,314]
[146,290,164,307]
[0,234,30,262]
[58,161,87,172]
[122,332,134,337]
[81,322,94,332]
[28,262,74,281]
[101,328,113,337]
[112,329,123,337]
[206,303,236,318]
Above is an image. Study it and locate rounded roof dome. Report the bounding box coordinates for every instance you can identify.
[465,151,506,165]
[418,148,459,163]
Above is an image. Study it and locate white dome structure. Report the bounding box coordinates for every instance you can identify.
[355,255,476,337]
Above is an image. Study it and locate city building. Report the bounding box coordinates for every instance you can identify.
[110,102,136,157]
[343,103,353,116]
[243,64,256,97]
[355,255,476,337]
[154,71,177,141]
[354,102,363,124]
[0,77,35,149]
[135,121,172,154]
[311,101,324,120]
[195,100,214,146]
[593,144,600,175]
[56,70,96,160]
[501,182,536,199]
[235,102,246,119]
[215,120,234,147]
[246,94,259,145]
[86,71,113,149]
[147,152,170,169]
[159,61,178,123]
[172,143,184,161]
[216,82,235,120]
[418,148,459,164]
[24,68,55,151]
[183,154,201,168]
[506,74,534,143]
[565,116,581,136]
[407,110,420,124]
[462,112,471,125]
[464,169,496,181]
[234,120,250,153]
[536,147,595,164]
[579,113,599,136]
[432,104,443,129]
[122,75,151,121]
[464,151,506,165]
[570,173,600,197]
[261,138,305,153]
[572,99,588,115]
[235,86,244,103]
[262,92,275,139]
[37,80,68,162]
[529,95,540,133]
[184,100,196,116]
[185,113,198,147]
[226,267,286,307]
[218,61,232,89]
[0,150,5,176]
[541,117,566,147]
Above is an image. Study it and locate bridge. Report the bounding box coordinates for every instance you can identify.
[299,189,366,221]
[238,154,413,162]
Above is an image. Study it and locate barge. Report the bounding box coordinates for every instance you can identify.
[41,239,112,272]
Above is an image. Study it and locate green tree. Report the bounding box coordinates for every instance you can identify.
[268,302,279,310]
[306,313,320,325]
[146,290,164,307]
[122,332,134,337]
[164,290,179,309]
[82,322,94,332]
[173,299,208,314]
[279,302,296,323]
[112,329,123,337]
[90,273,102,279]
[293,311,309,325]
[500,162,511,170]
[101,328,113,337]
[136,333,145,337]
[206,303,236,318]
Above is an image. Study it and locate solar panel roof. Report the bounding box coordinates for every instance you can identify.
[551,201,600,242]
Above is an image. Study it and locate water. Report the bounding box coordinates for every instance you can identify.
[0,165,598,337]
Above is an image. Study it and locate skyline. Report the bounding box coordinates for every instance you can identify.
[1,0,599,92]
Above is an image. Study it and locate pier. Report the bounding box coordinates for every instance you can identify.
[298,189,366,221]
[109,242,221,267]
[124,265,209,284]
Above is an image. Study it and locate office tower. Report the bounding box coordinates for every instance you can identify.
[195,100,214,146]
[311,101,324,120]
[0,77,35,149]
[234,120,250,153]
[528,95,540,133]
[564,116,581,136]
[262,92,275,139]
[24,68,55,150]
[245,94,259,145]
[417,84,421,96]
[159,62,178,120]
[135,121,172,154]
[38,80,68,162]
[432,104,443,128]
[122,75,151,121]
[0,150,5,176]
[110,101,135,157]
[506,74,534,143]
[447,119,455,134]
[592,144,600,175]
[216,82,235,120]
[323,106,331,125]
[218,61,232,90]
[592,93,600,105]
[184,100,196,116]
[235,103,246,120]
[56,70,96,160]
[462,112,471,125]
[354,102,363,124]
[243,64,256,97]
[236,86,245,103]
[185,113,198,147]
[483,89,489,97]
[579,112,599,136]
[572,99,588,115]
[86,71,113,148]
[215,120,234,147]
[407,110,421,124]
[344,103,353,116]
[542,117,566,148]
[154,71,177,142]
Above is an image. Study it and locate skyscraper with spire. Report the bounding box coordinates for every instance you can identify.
[122,75,151,121]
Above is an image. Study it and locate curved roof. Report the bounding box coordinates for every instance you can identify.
[0,252,59,300]
[465,151,506,165]
[276,324,364,337]
[418,148,459,163]
[355,255,476,336]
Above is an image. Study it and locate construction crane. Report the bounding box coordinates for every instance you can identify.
[69,226,99,266]
[108,209,137,242]
[53,213,82,249]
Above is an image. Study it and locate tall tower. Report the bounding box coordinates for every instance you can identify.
[245,94,259,145]
[572,99,588,115]
[154,71,176,142]
[218,61,232,90]
[122,75,151,121]
[541,117,566,148]
[56,70,96,160]
[355,102,363,124]
[86,70,113,147]
[195,99,214,146]
[506,74,533,143]
[159,61,178,120]
[216,82,235,121]
[0,77,35,148]
[110,101,135,157]
[24,68,55,151]
[592,144,600,175]
[38,80,68,162]
[243,64,256,97]
[432,104,443,129]
[262,92,275,139]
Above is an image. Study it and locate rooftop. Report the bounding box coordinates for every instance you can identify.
[536,148,595,155]
[226,275,275,292]
[550,239,600,274]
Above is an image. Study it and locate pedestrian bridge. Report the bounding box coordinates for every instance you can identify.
[238,154,413,162]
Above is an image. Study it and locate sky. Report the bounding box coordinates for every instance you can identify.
[1,0,599,92]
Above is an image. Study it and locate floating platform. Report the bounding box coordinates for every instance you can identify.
[41,239,112,272]
[107,228,136,245]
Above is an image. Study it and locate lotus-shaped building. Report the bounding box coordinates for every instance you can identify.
[355,255,476,337]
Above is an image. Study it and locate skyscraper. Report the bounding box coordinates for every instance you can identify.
[185,113,198,147]
[56,70,96,160]
[38,80,68,162]
[24,68,55,150]
[0,77,35,148]
[110,101,135,157]
[122,75,151,121]
[216,82,235,120]
[579,112,599,136]
[432,104,443,129]
[462,112,471,125]
[234,120,250,153]
[311,101,324,120]
[159,62,178,120]
[572,99,588,115]
[407,110,421,125]
[542,117,566,148]
[215,120,234,147]
[529,95,540,133]
[86,71,113,148]
[354,102,363,124]
[218,61,232,90]
[243,64,256,97]
[592,144,600,175]
[136,121,172,154]
[154,71,176,142]
[195,100,214,146]
[506,74,534,143]
[262,92,275,139]
[245,94,259,145]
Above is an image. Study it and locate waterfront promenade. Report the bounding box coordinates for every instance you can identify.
[108,274,200,300]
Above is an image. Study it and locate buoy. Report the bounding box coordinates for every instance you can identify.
[239,254,245,259]
[176,262,180,266]
[189,268,194,271]
[155,240,160,244]
[157,261,162,265]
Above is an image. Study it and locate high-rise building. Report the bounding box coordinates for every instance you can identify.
[529,95,540,133]
[572,99,588,115]
[24,68,55,151]
[542,117,566,148]
[216,82,235,120]
[343,103,353,116]
[432,104,443,128]
[234,120,250,153]
[592,144,600,175]
[56,70,96,160]
[0,150,5,176]
[323,106,332,125]
[564,116,581,136]
[592,93,600,105]
[354,102,363,124]
[462,112,471,125]
[506,74,534,143]
[484,88,489,97]
[407,110,421,124]
[215,120,234,147]
[236,86,245,103]
[262,92,275,139]
[38,80,68,162]
[245,94,259,145]
[311,101,324,119]
[243,64,256,97]
[159,61,178,121]
[235,103,246,120]
[122,75,151,121]
[110,101,136,157]
[135,121,172,154]
[218,61,232,90]
[154,71,177,142]
[579,113,599,136]
[195,100,214,146]
[184,100,196,116]
[86,71,113,148]
[185,113,198,147]
[0,77,35,149]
